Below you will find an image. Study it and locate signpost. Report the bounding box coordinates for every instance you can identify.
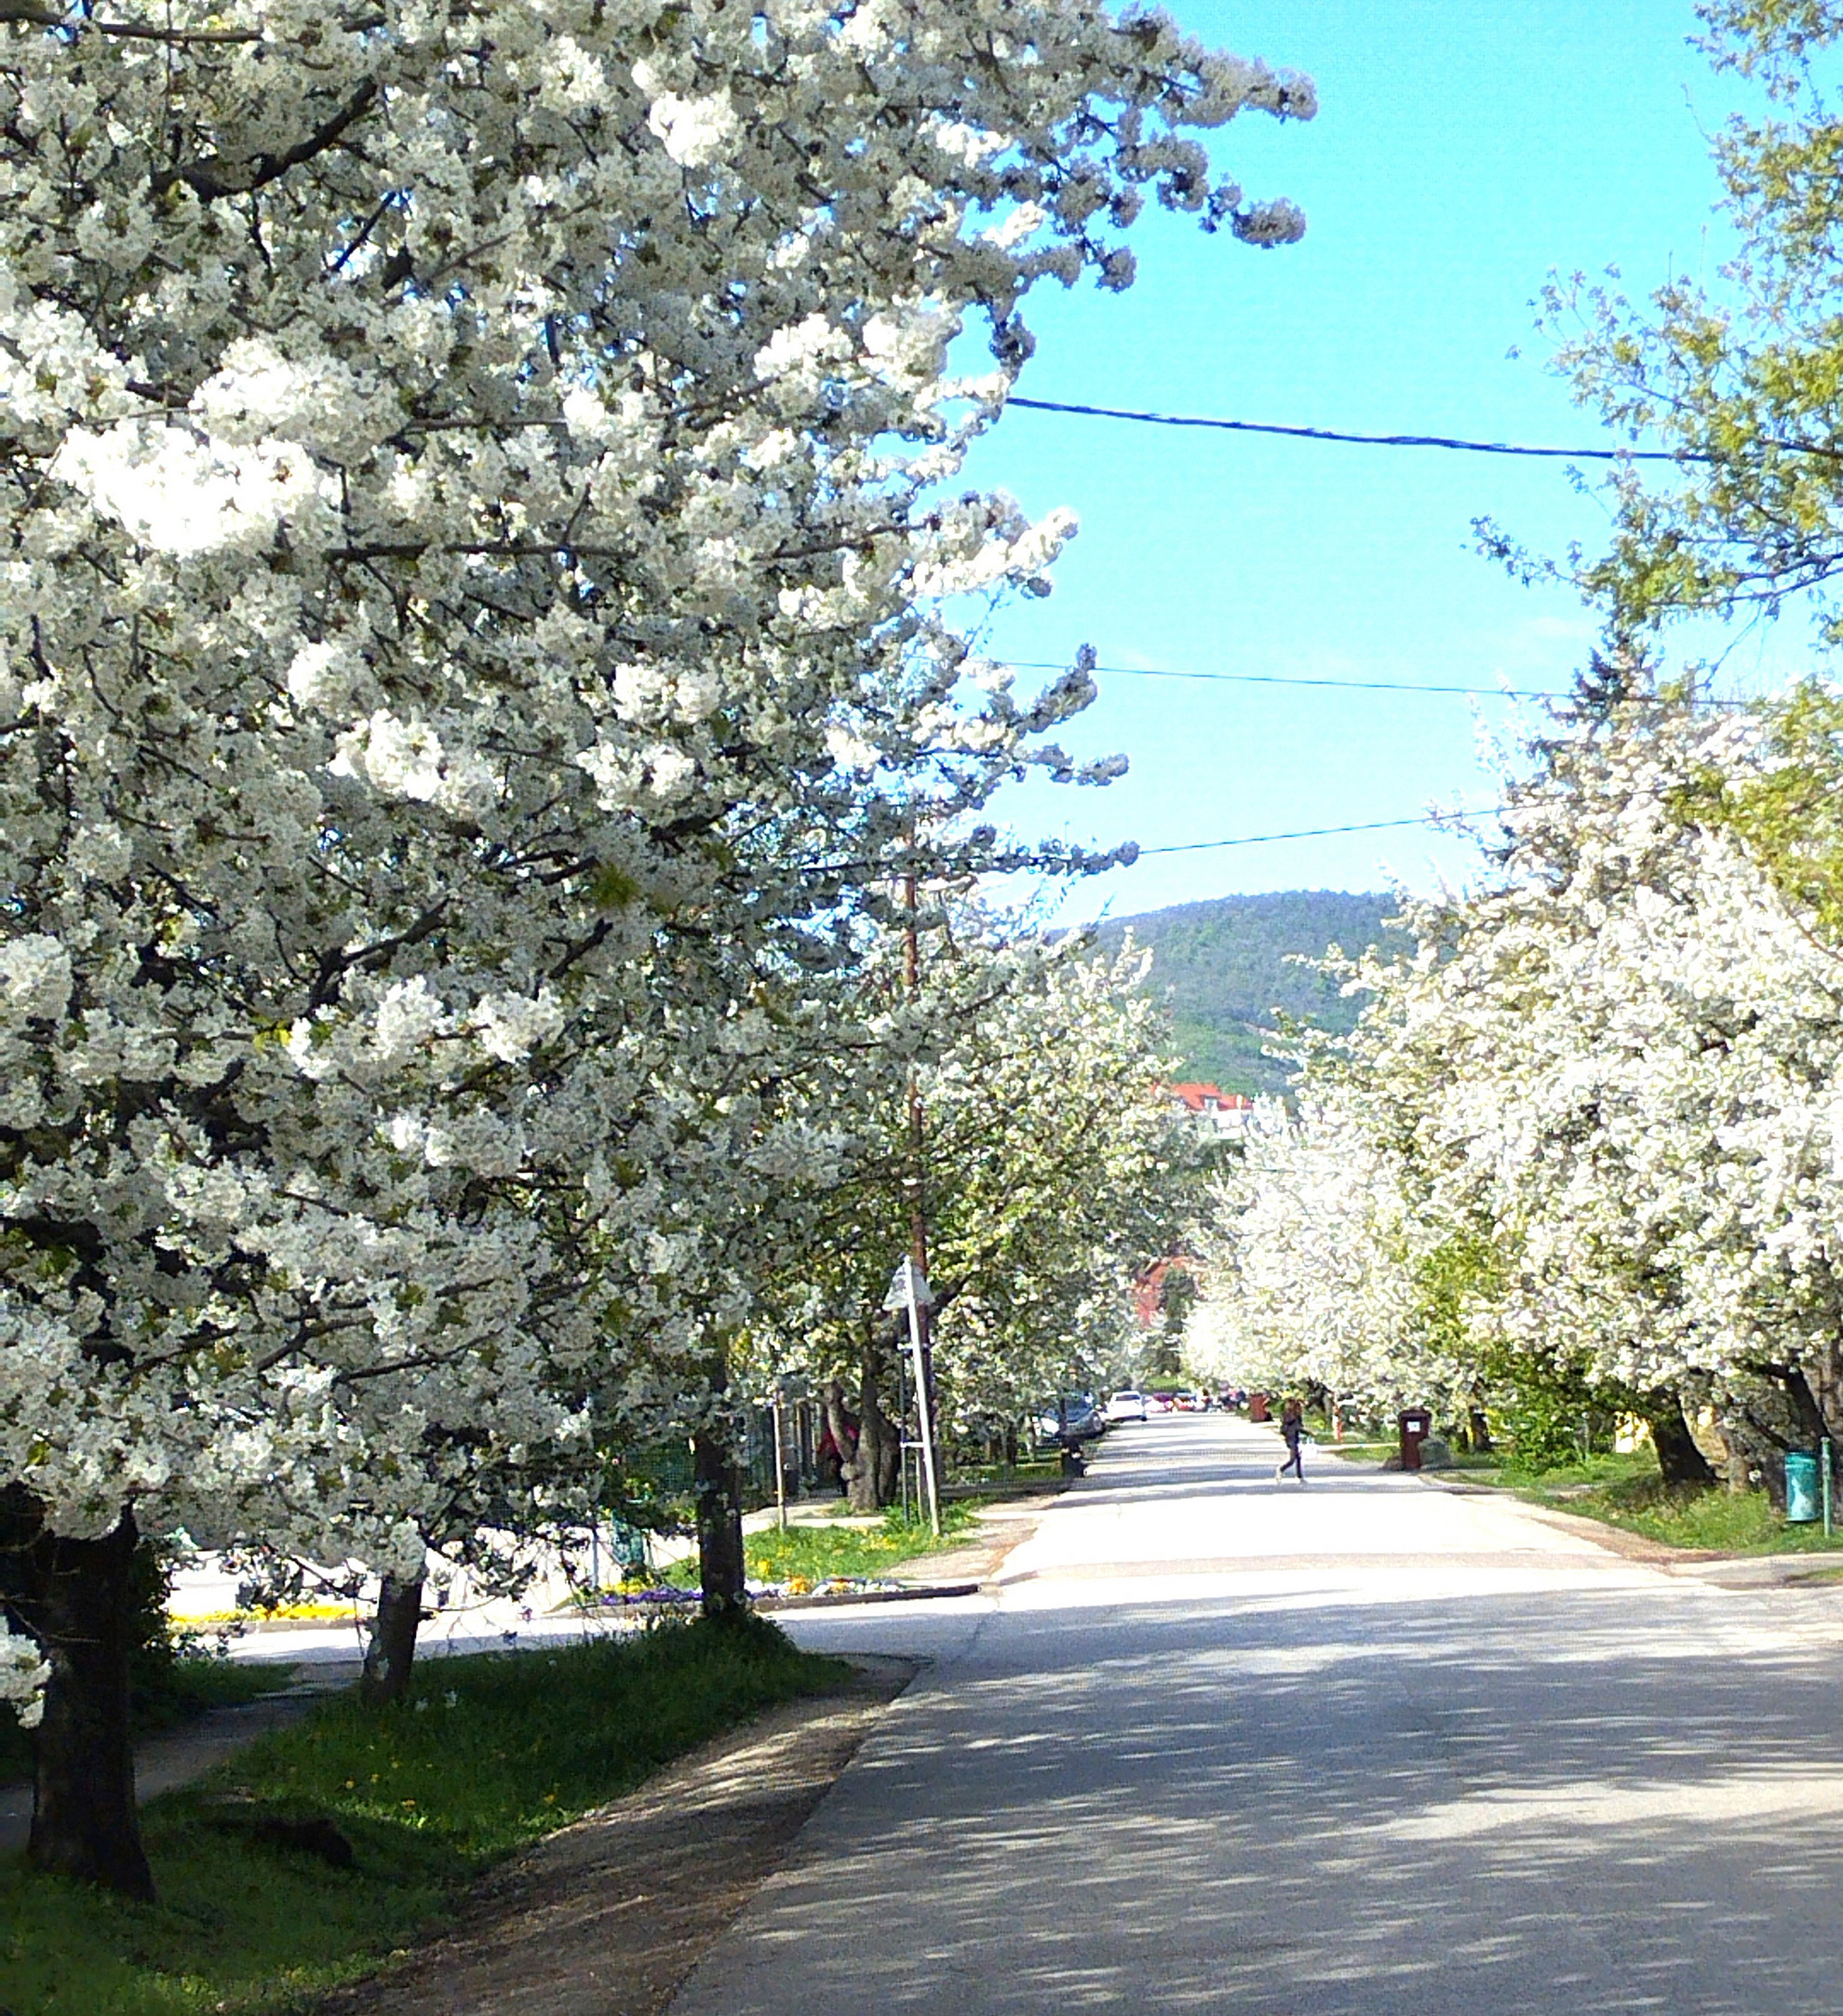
[885,1257,940,1535]
[765,1374,802,1532]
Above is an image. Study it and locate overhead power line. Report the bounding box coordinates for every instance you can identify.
[1003,658,1567,701]
[1006,396,1702,463]
[1001,657,1755,707]
[1136,810,1502,856]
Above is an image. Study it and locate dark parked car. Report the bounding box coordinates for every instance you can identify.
[1035,1393,1105,1442]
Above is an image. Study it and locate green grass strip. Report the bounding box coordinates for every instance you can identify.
[1,1615,847,2016]
[744,1499,987,1584]
[1441,1448,1843,1555]
[1521,1473,1843,1554]
[651,1498,990,1591]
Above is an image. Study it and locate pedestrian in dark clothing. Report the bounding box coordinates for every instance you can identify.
[815,1418,846,1495]
[816,1380,857,1496]
[1276,1396,1306,1485]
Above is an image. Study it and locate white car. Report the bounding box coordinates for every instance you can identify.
[1106,1390,1148,1424]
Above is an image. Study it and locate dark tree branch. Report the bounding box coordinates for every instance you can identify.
[153,75,379,202]
[0,3,258,39]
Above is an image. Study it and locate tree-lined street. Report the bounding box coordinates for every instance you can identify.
[0,0,1304,1888]
[14,2,1843,2004]
[674,1414,1843,2016]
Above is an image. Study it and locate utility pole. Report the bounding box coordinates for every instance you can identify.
[902,840,940,1525]
[905,859,929,1278]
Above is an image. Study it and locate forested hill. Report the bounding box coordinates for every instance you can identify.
[1093,890,1406,1097]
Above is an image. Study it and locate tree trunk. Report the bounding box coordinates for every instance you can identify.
[1645,1390,1717,1490]
[692,1423,747,1615]
[1721,1422,1752,1493]
[1737,1364,1826,1509]
[821,1380,856,1499]
[876,1394,901,1506]
[845,1339,898,1512]
[1,1493,155,1901]
[358,1575,425,1707]
[842,1420,880,1512]
[1466,1408,1494,1455]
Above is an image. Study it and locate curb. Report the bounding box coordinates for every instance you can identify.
[758,1581,981,1612]
[177,1613,365,1635]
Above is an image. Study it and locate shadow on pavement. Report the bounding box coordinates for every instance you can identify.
[672,1523,1843,2015]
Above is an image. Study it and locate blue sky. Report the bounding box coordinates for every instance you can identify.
[972,0,1783,924]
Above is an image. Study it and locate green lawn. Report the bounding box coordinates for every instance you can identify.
[0,1616,847,2016]
[1520,1469,1843,1554]
[1324,1442,1503,1474]
[1429,1447,1843,1555]
[1496,1449,1657,1493]
[747,1499,986,1584]
[1329,1436,1843,1554]
[652,1499,989,1591]
[946,1458,1062,1487]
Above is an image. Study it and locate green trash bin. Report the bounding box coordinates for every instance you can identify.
[1785,1450,1821,1524]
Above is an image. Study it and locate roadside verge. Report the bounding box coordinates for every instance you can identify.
[314,1655,917,2016]
[1414,1470,1843,1587]
[763,1483,1069,1609]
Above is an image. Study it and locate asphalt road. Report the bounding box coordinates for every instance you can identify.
[667,1412,1843,2016]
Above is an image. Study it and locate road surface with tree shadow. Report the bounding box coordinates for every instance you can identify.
[668,1410,1843,2016]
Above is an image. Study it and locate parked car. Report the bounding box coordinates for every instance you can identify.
[1034,1393,1105,1443]
[1147,1391,1177,1414]
[1106,1389,1148,1424]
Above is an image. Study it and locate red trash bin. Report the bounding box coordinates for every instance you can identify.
[1398,1407,1433,1471]
[1249,1392,1270,1424]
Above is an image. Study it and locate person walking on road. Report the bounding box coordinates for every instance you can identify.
[1276,1396,1306,1485]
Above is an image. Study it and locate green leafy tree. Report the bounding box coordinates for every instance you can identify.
[1534,3,1843,650]
[739,916,1205,1507]
[1679,681,1843,934]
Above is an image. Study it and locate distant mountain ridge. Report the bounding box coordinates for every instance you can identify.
[1093,890,1406,1097]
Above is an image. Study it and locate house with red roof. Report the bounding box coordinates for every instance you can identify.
[1134,1253,1198,1327]
[1164,1082,1254,1134]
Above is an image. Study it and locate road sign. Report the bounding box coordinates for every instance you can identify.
[882,1257,935,1311]
[883,1255,940,1534]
